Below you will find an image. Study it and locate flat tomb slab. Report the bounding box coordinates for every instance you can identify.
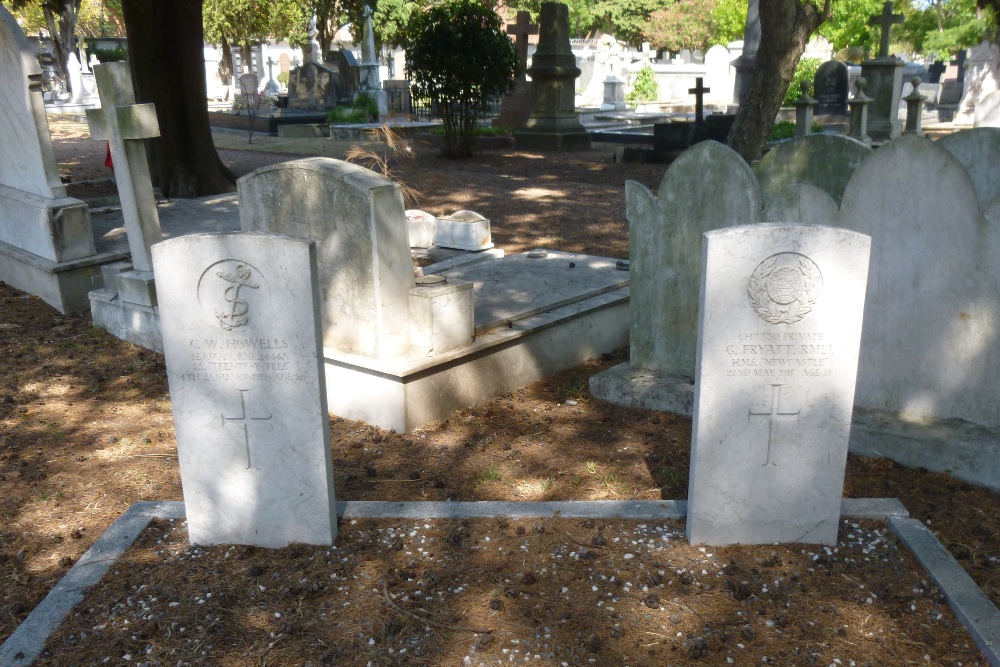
[323,251,630,432]
[440,250,629,332]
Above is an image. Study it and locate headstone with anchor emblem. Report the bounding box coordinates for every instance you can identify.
[687,224,870,546]
[153,232,336,547]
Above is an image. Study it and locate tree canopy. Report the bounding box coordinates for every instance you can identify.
[405,0,517,157]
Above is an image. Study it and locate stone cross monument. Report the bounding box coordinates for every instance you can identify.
[860,1,905,141]
[86,62,163,273]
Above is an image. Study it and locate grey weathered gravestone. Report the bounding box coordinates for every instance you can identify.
[839,134,1000,429]
[628,141,760,380]
[753,134,871,207]
[588,141,760,414]
[153,232,336,547]
[87,62,163,273]
[687,224,871,546]
[237,158,413,359]
[761,183,840,226]
[813,60,849,115]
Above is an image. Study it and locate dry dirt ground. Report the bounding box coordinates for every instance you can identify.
[0,116,997,666]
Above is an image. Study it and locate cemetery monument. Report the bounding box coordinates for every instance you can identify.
[0,4,106,314]
[860,1,905,141]
[514,2,591,150]
[687,224,871,545]
[238,157,628,431]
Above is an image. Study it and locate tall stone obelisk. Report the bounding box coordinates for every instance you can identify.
[514,2,590,151]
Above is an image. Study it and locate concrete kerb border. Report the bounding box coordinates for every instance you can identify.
[1,498,997,667]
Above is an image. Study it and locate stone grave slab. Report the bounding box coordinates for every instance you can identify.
[441,250,628,332]
[324,249,629,432]
[687,224,871,546]
[153,232,336,547]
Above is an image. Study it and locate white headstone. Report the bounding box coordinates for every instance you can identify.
[67,51,84,102]
[958,40,1000,121]
[704,45,733,104]
[238,158,414,359]
[153,232,336,547]
[687,224,871,546]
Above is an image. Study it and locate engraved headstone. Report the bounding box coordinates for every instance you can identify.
[153,232,336,547]
[687,224,870,546]
[813,60,849,115]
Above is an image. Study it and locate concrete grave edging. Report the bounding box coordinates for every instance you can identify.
[4,498,1000,667]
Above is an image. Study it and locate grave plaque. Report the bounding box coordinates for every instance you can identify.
[154,232,336,547]
[687,224,870,546]
[814,60,849,115]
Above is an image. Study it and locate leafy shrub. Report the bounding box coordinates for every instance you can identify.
[626,63,659,104]
[405,0,517,158]
[782,57,822,106]
[428,125,511,137]
[88,45,128,63]
[328,92,379,124]
[276,71,289,87]
[769,120,825,140]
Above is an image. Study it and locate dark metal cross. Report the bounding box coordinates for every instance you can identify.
[689,77,711,126]
[748,384,800,467]
[869,1,904,59]
[507,11,538,81]
[221,389,272,470]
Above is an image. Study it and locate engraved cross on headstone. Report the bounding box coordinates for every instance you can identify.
[222,389,272,470]
[869,1,904,59]
[86,62,162,272]
[507,10,538,82]
[689,77,710,126]
[748,384,800,467]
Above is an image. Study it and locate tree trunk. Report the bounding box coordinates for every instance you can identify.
[726,0,828,163]
[218,41,234,87]
[121,0,236,198]
[43,0,80,92]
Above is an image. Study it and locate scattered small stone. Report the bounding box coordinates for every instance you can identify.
[688,636,709,659]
